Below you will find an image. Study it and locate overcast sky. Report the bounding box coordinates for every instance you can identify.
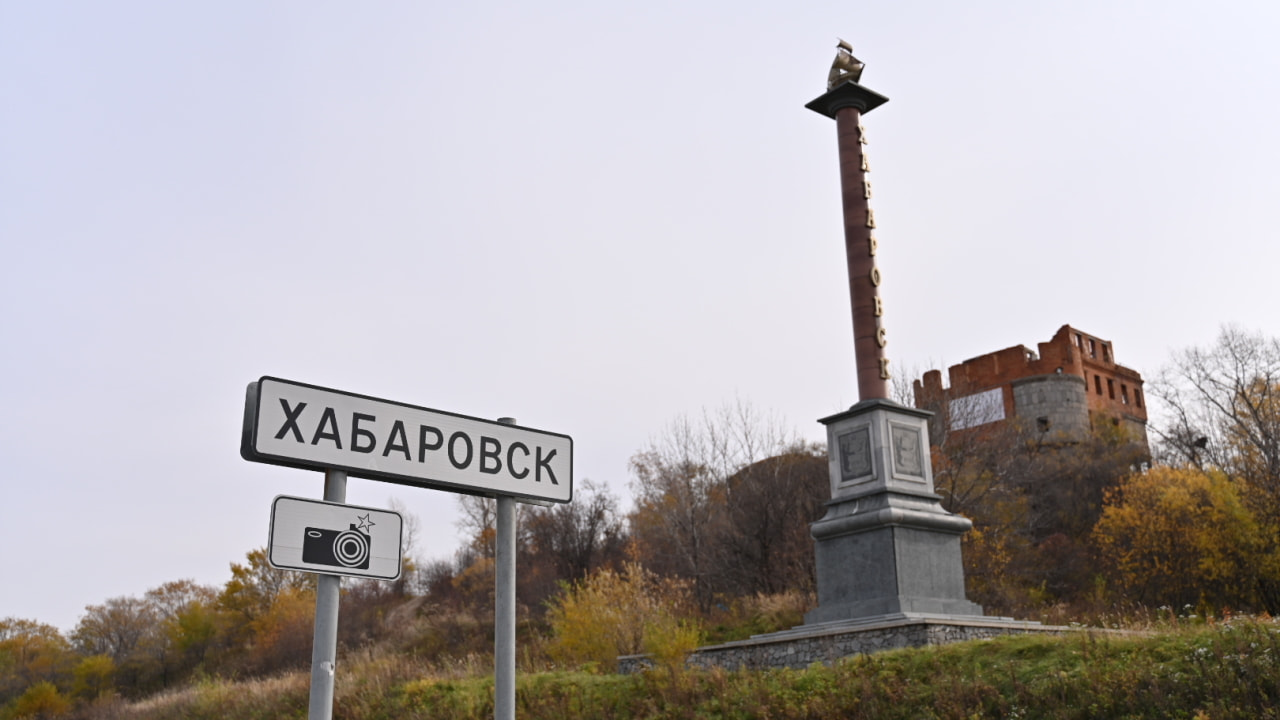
[4,1,1279,631]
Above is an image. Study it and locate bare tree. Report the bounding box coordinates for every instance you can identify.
[717,444,828,595]
[144,580,217,621]
[628,416,722,607]
[1150,325,1280,512]
[512,480,629,609]
[387,497,421,562]
[71,597,155,663]
[456,494,502,560]
[521,479,626,583]
[627,400,806,607]
[387,496,422,595]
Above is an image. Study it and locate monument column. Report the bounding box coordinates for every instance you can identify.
[834,105,888,400]
[803,42,983,625]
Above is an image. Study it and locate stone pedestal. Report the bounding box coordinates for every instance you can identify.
[806,399,983,625]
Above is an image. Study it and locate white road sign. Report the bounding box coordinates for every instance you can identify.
[241,377,573,503]
[268,496,403,580]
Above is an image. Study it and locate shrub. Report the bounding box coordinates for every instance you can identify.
[545,562,694,671]
[9,681,71,719]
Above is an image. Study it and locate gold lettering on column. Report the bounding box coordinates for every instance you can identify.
[863,180,872,199]
[865,209,876,228]
[873,296,883,317]
[861,153,870,172]
[858,124,868,144]
[876,326,888,348]
[870,267,881,286]
[879,357,891,380]
[868,234,878,256]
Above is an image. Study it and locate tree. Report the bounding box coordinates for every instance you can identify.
[456,494,501,561]
[628,401,811,608]
[72,595,165,695]
[387,497,421,596]
[1093,465,1272,611]
[1150,327,1280,610]
[0,619,73,707]
[141,580,218,687]
[247,587,315,673]
[1151,326,1280,512]
[520,479,627,597]
[214,547,315,676]
[449,495,512,614]
[170,599,220,665]
[629,438,720,606]
[219,548,313,627]
[146,579,217,622]
[716,447,828,595]
[70,654,115,701]
[71,596,154,664]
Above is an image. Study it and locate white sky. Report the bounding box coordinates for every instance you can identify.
[3,1,1279,632]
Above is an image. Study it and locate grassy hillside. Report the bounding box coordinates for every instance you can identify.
[74,616,1279,720]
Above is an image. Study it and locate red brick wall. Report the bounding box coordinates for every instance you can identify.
[913,324,1147,436]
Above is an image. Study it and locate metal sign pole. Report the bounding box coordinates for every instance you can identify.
[494,418,517,720]
[309,468,346,720]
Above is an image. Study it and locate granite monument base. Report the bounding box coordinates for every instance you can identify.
[807,399,983,625]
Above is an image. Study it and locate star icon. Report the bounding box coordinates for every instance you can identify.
[355,513,376,533]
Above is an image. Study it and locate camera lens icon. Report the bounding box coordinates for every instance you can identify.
[332,528,370,567]
[302,524,371,570]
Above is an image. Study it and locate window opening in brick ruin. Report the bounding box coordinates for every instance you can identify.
[1095,375,1103,395]
[1107,378,1115,400]
[1121,384,1129,405]
[1134,387,1143,408]
[1088,339,1097,358]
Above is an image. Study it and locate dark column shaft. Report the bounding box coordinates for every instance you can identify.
[835,107,888,400]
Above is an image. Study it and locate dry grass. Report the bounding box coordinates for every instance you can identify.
[97,671,308,720]
[79,615,1280,720]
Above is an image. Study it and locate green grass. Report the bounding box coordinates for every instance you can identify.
[80,618,1280,720]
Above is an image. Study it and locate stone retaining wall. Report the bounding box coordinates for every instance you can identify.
[618,617,1063,673]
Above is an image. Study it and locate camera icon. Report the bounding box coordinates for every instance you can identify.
[302,524,371,570]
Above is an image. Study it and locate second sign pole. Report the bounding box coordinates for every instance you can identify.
[495,418,517,720]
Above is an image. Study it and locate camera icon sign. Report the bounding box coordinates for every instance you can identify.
[269,497,402,581]
[302,520,372,570]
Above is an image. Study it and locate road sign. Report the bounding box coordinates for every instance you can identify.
[268,495,403,580]
[241,376,573,503]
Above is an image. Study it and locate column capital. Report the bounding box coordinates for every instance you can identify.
[805,81,889,119]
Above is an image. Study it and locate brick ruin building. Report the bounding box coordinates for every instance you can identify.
[913,325,1148,449]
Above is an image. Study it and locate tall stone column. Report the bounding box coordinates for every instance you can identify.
[832,99,889,399]
[803,43,982,625]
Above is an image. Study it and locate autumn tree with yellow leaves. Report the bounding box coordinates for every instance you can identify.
[1093,465,1274,611]
[1148,326,1280,610]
